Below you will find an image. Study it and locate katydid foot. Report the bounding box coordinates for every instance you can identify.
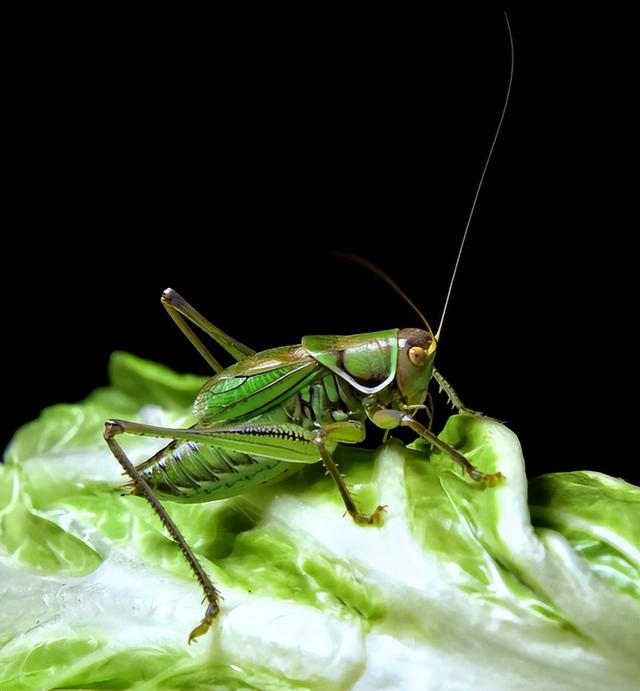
[351,504,387,525]
[469,469,505,486]
[188,601,219,645]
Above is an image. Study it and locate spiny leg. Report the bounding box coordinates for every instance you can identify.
[402,416,504,485]
[107,416,387,545]
[104,420,221,644]
[433,368,481,415]
[369,407,503,485]
[314,425,386,525]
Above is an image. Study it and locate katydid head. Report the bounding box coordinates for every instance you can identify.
[333,253,439,405]
[396,327,437,406]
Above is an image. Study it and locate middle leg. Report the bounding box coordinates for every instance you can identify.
[314,422,387,525]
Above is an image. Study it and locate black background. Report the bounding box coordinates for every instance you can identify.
[2,3,636,483]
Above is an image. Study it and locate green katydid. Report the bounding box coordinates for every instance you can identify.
[104,17,514,646]
[104,287,502,643]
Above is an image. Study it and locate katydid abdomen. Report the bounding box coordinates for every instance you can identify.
[125,361,369,502]
[129,440,302,502]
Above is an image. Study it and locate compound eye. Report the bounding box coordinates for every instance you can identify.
[408,346,427,367]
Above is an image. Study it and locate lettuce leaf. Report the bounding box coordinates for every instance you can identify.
[1,352,638,690]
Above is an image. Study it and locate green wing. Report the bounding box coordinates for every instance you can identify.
[193,345,321,424]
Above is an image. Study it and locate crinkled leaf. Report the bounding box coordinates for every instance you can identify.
[1,354,639,690]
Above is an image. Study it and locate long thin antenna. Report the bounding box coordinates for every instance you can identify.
[435,12,514,341]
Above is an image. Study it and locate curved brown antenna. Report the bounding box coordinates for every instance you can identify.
[336,15,514,345]
[334,251,435,339]
[435,12,514,341]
